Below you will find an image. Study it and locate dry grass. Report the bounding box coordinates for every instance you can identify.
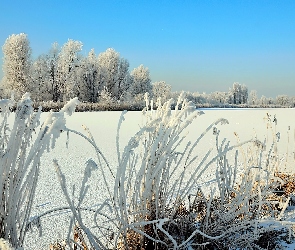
[117,230,144,250]
[48,225,91,250]
[274,172,295,196]
[49,240,67,250]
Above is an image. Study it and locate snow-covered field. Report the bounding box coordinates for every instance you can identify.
[22,108,295,249]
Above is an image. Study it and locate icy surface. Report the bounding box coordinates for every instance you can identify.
[19,108,295,249]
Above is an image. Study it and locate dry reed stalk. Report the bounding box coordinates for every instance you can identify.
[73,225,88,250]
[48,225,91,250]
[0,94,79,248]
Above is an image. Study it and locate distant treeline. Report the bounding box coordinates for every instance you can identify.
[1,33,294,110]
[5,99,292,113]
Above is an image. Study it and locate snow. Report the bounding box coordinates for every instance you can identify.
[17,108,295,248]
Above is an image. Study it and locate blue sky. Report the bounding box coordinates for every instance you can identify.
[0,0,294,97]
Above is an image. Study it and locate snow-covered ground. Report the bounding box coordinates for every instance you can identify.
[22,108,295,249]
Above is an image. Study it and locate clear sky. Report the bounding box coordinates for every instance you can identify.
[0,0,294,97]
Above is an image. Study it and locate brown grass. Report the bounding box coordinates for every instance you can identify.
[49,240,66,250]
[274,172,295,196]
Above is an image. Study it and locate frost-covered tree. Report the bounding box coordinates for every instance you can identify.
[260,95,275,106]
[2,33,32,98]
[209,91,229,105]
[152,81,171,104]
[229,82,248,104]
[47,42,60,101]
[56,39,83,101]
[116,59,131,101]
[76,49,100,102]
[130,64,152,97]
[185,91,207,105]
[276,95,290,106]
[289,96,295,107]
[98,48,130,101]
[98,48,119,96]
[30,54,52,101]
[248,90,258,105]
[30,43,60,102]
[260,95,268,106]
[241,84,248,104]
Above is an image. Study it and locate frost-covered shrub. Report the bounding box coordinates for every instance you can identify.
[0,93,79,248]
[33,100,64,112]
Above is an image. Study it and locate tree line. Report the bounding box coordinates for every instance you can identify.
[1,33,167,104]
[1,33,294,109]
